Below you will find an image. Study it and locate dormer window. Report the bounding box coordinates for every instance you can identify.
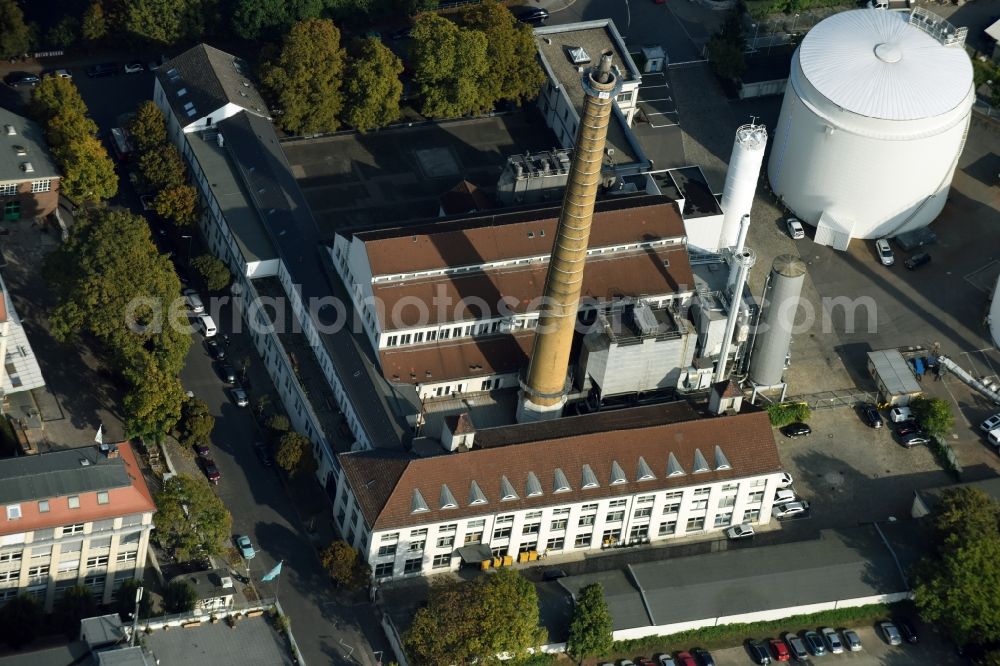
[500,476,518,501]
[553,468,571,493]
[609,461,627,485]
[667,452,685,477]
[6,505,20,520]
[581,464,599,489]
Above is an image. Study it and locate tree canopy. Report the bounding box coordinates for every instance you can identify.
[56,135,119,203]
[276,431,309,475]
[462,1,545,107]
[121,0,207,46]
[707,10,746,81]
[410,14,490,119]
[178,397,214,447]
[31,76,90,125]
[139,144,187,190]
[320,540,371,589]
[53,585,96,637]
[0,0,32,58]
[155,184,200,226]
[0,594,42,649]
[81,1,109,43]
[566,583,613,662]
[405,568,544,664]
[191,253,231,291]
[129,101,168,153]
[154,474,233,562]
[262,18,346,135]
[911,396,954,438]
[342,37,403,132]
[914,487,1000,648]
[163,579,198,613]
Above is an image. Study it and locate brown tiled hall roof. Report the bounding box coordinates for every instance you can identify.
[338,406,783,531]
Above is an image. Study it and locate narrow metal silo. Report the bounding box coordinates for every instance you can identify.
[749,255,807,386]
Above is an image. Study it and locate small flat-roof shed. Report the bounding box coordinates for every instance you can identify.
[867,349,922,406]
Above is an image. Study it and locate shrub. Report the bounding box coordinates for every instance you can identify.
[767,402,810,427]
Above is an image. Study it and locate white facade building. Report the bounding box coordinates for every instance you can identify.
[334,404,788,581]
[0,272,44,396]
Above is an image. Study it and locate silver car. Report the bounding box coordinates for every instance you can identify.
[821,627,844,654]
[843,629,863,652]
[876,238,894,265]
[880,621,902,646]
[786,217,805,239]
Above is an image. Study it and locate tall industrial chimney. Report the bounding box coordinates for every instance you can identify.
[719,123,767,250]
[516,52,622,424]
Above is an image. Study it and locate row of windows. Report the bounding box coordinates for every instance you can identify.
[6,493,111,521]
[0,180,52,196]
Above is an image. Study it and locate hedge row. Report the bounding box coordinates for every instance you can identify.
[767,402,811,427]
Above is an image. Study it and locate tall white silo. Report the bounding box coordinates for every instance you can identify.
[749,255,807,387]
[768,8,973,247]
[719,123,768,250]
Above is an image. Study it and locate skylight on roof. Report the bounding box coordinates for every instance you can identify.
[411,489,429,513]
[185,108,198,118]
[637,457,655,481]
[714,446,732,471]
[500,476,518,501]
[692,448,710,474]
[553,468,571,493]
[526,472,543,497]
[568,46,591,65]
[610,460,627,485]
[667,452,685,477]
[177,87,188,97]
[470,480,487,505]
[581,464,599,489]
[440,484,457,510]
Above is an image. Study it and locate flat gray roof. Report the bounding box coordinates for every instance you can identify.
[0,107,60,184]
[0,445,129,504]
[0,641,90,666]
[187,120,278,265]
[868,349,922,396]
[81,614,125,648]
[917,477,1000,512]
[168,568,233,599]
[143,615,293,666]
[557,525,922,631]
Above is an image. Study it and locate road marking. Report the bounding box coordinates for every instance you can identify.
[641,84,670,90]
[650,120,679,128]
[639,97,674,103]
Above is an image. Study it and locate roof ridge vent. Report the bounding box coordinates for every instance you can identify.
[609,460,627,485]
[4,125,15,136]
[79,458,91,466]
[714,445,732,471]
[500,475,518,501]
[440,484,457,509]
[636,456,655,481]
[12,145,26,156]
[581,464,599,489]
[667,452,685,477]
[20,162,33,173]
[469,480,488,505]
[526,471,543,497]
[411,488,429,513]
[692,448,710,473]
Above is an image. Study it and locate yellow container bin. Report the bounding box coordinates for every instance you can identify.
[503,555,514,567]
[528,551,538,561]
[481,559,491,571]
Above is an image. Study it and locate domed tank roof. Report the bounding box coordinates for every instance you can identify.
[772,254,807,278]
[798,9,972,122]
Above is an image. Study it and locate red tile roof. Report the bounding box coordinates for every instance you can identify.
[339,407,782,531]
[378,330,534,384]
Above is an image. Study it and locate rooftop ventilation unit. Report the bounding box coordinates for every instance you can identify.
[20,162,33,173]
[12,145,26,156]
[79,458,91,466]
[568,46,591,65]
[4,125,15,136]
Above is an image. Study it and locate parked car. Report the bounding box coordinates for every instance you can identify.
[194,443,210,457]
[124,61,144,74]
[775,489,796,504]
[981,413,1000,432]
[782,632,808,661]
[196,313,218,337]
[859,403,882,428]
[691,648,715,666]
[894,420,921,437]
[780,422,811,438]
[206,338,225,361]
[879,621,902,645]
[889,405,911,422]
[786,217,805,240]
[768,638,790,662]
[778,472,793,487]
[724,523,754,540]
[802,631,826,656]
[51,69,72,79]
[636,659,655,666]
[235,534,255,559]
[202,458,221,484]
[217,362,237,384]
[254,442,274,467]
[820,628,843,654]
[620,660,635,666]
[516,7,549,23]
[675,653,696,666]
[875,238,894,265]
[904,252,931,270]
[896,620,918,644]
[657,655,677,666]
[86,62,118,77]
[183,288,205,313]
[899,432,932,448]
[746,640,771,664]
[843,630,862,652]
[231,387,249,407]
[773,501,809,518]
[4,71,40,87]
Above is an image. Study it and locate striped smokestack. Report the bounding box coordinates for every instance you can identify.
[516,51,621,424]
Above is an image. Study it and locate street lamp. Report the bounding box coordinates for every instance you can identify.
[751,23,759,50]
[791,13,800,34]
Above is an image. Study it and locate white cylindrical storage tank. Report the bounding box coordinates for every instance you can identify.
[719,123,767,249]
[768,9,974,243]
[749,255,806,387]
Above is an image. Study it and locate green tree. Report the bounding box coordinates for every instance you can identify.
[262,18,346,135]
[276,431,309,475]
[45,111,99,150]
[320,540,371,589]
[0,0,32,58]
[191,253,232,291]
[30,76,89,125]
[706,9,746,81]
[155,184,200,226]
[911,396,954,438]
[232,0,290,40]
[46,15,80,49]
[81,1,108,43]
[114,578,153,622]
[342,37,403,132]
[154,474,233,561]
[410,14,490,118]
[0,594,41,649]
[123,0,204,45]
[139,144,187,189]
[914,487,1000,647]
[56,135,119,202]
[566,583,613,663]
[463,1,545,107]
[406,568,544,664]
[179,397,214,447]
[123,354,186,440]
[53,585,96,637]
[163,579,198,613]
[129,100,168,152]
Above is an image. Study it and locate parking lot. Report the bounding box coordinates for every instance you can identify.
[636,71,678,129]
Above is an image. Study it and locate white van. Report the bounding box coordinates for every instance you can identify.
[889,406,912,423]
[988,428,1000,449]
[196,314,217,337]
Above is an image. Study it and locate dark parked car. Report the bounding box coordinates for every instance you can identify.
[904,252,931,270]
[894,420,920,437]
[691,648,715,666]
[217,362,237,384]
[896,620,918,644]
[206,338,226,361]
[746,640,771,664]
[516,7,549,23]
[202,458,221,484]
[859,403,882,429]
[802,631,826,657]
[194,443,210,457]
[4,72,40,87]
[782,632,808,661]
[900,432,932,448]
[254,442,274,467]
[780,422,811,438]
[86,63,118,78]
